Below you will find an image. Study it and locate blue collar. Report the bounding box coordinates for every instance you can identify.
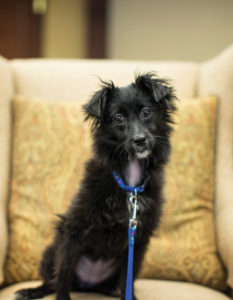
[112,171,146,194]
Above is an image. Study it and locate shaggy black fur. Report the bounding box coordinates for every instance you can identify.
[15,73,176,300]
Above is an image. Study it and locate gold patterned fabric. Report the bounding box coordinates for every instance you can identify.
[5,98,92,283]
[139,96,226,290]
[5,96,226,290]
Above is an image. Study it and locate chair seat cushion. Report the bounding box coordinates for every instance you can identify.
[0,279,230,300]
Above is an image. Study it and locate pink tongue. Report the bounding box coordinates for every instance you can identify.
[127,160,141,187]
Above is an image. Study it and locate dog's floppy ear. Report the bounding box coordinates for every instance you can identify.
[83,80,115,120]
[135,73,176,112]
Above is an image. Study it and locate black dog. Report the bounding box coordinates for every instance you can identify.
[15,73,176,300]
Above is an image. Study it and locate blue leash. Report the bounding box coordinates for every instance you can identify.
[112,172,145,300]
[126,226,136,300]
[126,205,137,300]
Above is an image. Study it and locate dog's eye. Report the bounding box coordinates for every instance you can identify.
[113,114,125,125]
[141,108,152,119]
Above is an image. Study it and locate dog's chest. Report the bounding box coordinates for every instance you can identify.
[75,256,116,287]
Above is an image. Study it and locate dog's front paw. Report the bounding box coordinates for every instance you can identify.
[111,287,121,297]
[56,297,70,300]
[56,292,71,300]
[100,286,121,298]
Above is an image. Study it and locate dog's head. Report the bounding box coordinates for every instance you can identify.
[83,73,176,168]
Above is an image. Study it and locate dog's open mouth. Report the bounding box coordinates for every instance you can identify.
[135,150,151,159]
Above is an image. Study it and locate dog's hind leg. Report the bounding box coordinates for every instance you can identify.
[14,284,54,300]
[39,242,57,282]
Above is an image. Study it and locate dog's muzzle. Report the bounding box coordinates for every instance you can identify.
[130,134,152,159]
[126,122,154,159]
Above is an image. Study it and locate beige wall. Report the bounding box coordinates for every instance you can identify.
[107,0,233,61]
[41,0,87,58]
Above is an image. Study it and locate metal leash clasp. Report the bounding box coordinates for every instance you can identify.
[128,190,138,229]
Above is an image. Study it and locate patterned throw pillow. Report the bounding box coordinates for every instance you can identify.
[5,96,226,290]
[139,96,226,290]
[5,98,92,283]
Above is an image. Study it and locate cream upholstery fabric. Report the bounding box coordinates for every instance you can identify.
[199,44,233,288]
[11,59,198,102]
[0,279,230,300]
[0,56,13,284]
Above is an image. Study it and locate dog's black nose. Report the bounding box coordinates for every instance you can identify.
[133,135,146,146]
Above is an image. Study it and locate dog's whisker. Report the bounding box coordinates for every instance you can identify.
[111,142,127,161]
[155,135,166,140]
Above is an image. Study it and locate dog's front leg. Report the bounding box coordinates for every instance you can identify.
[55,236,80,300]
